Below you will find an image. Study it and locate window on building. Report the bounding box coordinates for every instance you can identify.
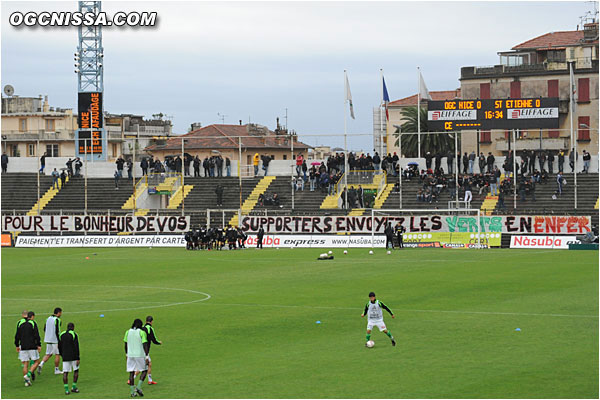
[480,131,491,143]
[547,49,566,62]
[112,143,118,157]
[547,80,559,97]
[46,144,59,157]
[28,144,35,157]
[578,116,590,141]
[271,154,275,160]
[19,118,27,132]
[480,83,490,99]
[45,119,55,131]
[578,78,590,102]
[283,154,287,160]
[510,81,521,98]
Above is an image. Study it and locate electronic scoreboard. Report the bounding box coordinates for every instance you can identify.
[427,97,559,131]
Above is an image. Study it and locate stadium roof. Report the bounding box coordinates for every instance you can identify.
[144,123,311,151]
[388,89,461,107]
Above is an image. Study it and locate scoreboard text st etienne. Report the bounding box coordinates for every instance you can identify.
[427,98,559,131]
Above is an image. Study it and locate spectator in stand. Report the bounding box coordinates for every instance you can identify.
[358,185,364,208]
[116,156,125,178]
[184,155,192,176]
[528,150,536,174]
[226,157,231,177]
[435,152,443,172]
[547,151,554,174]
[1,152,8,173]
[203,157,209,177]
[556,171,563,195]
[373,152,381,171]
[539,151,547,172]
[216,155,224,177]
[392,152,399,175]
[60,170,67,188]
[127,159,133,179]
[447,151,454,175]
[208,156,215,177]
[464,178,473,203]
[261,155,271,176]
[253,153,260,176]
[489,171,498,196]
[309,166,316,191]
[468,151,476,174]
[193,156,200,177]
[569,148,577,172]
[486,152,495,173]
[582,150,591,173]
[40,152,48,174]
[478,152,486,174]
[215,184,224,206]
[302,160,308,181]
[558,150,565,172]
[462,152,469,174]
[296,154,304,177]
[114,170,120,190]
[424,152,432,170]
[497,188,505,209]
[75,158,82,177]
[51,168,59,189]
[66,158,73,177]
[141,157,149,176]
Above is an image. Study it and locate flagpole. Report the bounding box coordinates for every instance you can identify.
[380,69,384,157]
[569,61,577,209]
[344,70,348,211]
[417,67,421,159]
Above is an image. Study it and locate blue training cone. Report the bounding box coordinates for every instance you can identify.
[515,328,521,331]
[316,321,321,324]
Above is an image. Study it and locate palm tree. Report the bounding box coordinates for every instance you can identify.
[393,106,455,157]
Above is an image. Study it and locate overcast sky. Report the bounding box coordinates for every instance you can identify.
[1,1,593,151]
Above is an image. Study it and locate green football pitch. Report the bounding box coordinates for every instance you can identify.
[1,247,598,399]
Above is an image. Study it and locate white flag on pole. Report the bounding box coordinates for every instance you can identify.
[345,71,355,119]
[419,71,432,100]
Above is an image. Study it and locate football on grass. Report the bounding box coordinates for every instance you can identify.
[366,340,375,348]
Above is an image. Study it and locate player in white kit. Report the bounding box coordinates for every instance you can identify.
[38,307,62,375]
[361,292,396,346]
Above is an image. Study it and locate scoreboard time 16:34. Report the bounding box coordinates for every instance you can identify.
[427,98,559,131]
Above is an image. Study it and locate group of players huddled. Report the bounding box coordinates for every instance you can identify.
[184,226,249,250]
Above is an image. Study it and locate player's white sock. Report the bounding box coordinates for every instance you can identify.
[148,374,153,382]
[39,361,45,367]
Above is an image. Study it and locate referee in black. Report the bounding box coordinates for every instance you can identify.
[395,222,405,249]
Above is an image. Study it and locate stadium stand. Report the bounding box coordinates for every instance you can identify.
[1,173,56,212]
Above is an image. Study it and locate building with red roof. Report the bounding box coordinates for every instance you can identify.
[459,22,598,157]
[144,121,311,167]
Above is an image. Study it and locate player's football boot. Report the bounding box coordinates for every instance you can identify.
[391,339,396,346]
[71,388,80,393]
[148,381,157,385]
[136,388,144,397]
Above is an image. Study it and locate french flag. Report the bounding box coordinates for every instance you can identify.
[382,76,390,121]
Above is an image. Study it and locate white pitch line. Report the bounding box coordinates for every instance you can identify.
[2,297,168,304]
[198,302,598,319]
[1,285,211,317]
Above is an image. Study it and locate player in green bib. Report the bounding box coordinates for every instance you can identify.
[361,292,396,346]
[124,319,149,397]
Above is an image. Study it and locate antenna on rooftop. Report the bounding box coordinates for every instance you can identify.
[217,113,227,124]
